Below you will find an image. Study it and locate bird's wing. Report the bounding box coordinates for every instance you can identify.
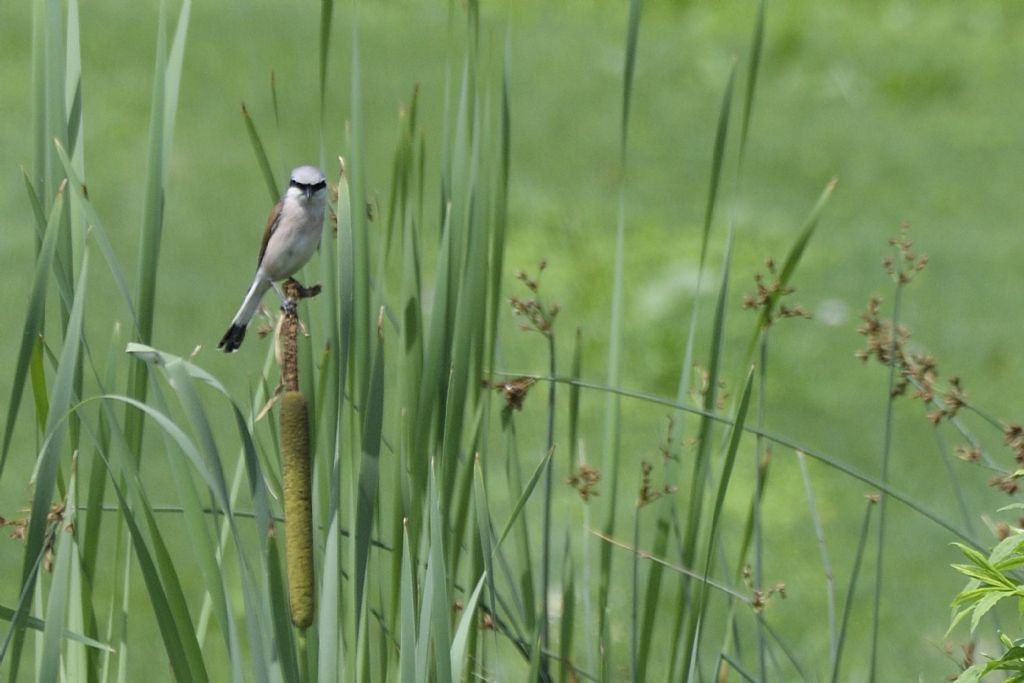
[256,200,284,268]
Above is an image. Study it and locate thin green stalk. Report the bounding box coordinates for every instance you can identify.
[869,269,905,681]
[540,330,556,677]
[796,451,837,669]
[832,499,877,683]
[599,0,642,674]
[684,367,755,676]
[753,334,768,679]
[630,505,641,683]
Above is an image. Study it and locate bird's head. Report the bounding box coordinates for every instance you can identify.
[288,165,327,203]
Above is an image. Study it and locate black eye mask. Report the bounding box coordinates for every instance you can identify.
[289,179,327,194]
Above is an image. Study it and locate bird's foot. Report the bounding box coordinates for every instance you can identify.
[284,277,322,300]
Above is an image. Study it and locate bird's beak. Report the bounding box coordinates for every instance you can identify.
[304,186,313,201]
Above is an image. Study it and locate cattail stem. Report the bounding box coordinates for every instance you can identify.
[278,278,320,628]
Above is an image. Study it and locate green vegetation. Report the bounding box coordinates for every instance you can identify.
[3,0,1024,680]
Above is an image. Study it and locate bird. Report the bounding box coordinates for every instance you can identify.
[218,165,328,352]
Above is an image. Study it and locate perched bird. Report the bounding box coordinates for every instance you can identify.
[218,165,328,352]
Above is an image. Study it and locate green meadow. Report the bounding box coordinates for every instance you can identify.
[3,0,1024,680]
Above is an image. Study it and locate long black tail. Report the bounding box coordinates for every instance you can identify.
[218,323,247,352]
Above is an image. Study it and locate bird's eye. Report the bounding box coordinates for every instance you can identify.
[311,181,327,193]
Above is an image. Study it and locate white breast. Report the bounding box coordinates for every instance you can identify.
[259,196,325,280]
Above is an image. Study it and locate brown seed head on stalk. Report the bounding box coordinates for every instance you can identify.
[742,256,812,327]
[280,390,314,628]
[276,278,320,629]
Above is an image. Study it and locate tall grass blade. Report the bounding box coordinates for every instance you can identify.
[100,454,203,683]
[870,260,906,682]
[241,103,281,201]
[126,0,190,458]
[472,455,497,617]
[156,362,245,681]
[560,538,577,683]
[39,465,76,683]
[684,366,755,675]
[738,0,765,162]
[428,462,453,683]
[673,234,735,679]
[30,0,47,207]
[54,141,138,327]
[4,246,87,681]
[642,63,739,683]
[495,447,553,550]
[318,0,333,122]
[354,331,385,632]
[599,0,642,672]
[348,17,371,404]
[667,65,738,682]
[1,181,65,476]
[831,499,876,683]
[399,522,417,683]
[700,64,736,264]
[450,573,486,681]
[749,178,838,349]
[318,514,343,682]
[796,451,837,667]
[485,35,511,375]
[82,322,121,584]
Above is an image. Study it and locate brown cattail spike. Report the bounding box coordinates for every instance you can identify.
[280,390,314,628]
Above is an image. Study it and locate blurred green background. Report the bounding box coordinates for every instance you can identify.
[3,0,1024,679]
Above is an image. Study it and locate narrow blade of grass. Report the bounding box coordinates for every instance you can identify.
[428,462,453,683]
[100,454,205,683]
[39,464,77,683]
[831,498,877,683]
[1,180,65,476]
[241,102,280,201]
[796,451,837,667]
[399,522,417,683]
[684,366,755,675]
[749,177,838,348]
[450,572,486,681]
[738,0,766,162]
[672,228,736,679]
[353,331,385,634]
[599,0,643,672]
[4,245,87,681]
[126,0,191,460]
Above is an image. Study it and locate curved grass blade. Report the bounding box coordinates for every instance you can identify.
[241,102,280,202]
[0,606,112,653]
[541,374,978,547]
[103,456,207,683]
